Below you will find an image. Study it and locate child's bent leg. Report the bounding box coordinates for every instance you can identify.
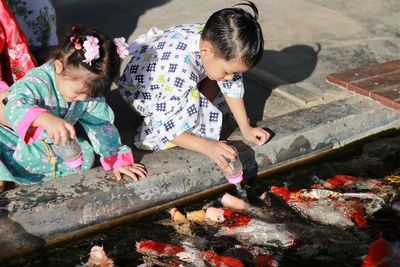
[78,139,95,171]
[198,78,220,102]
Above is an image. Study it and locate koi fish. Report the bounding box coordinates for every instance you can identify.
[136,240,202,266]
[221,193,251,211]
[169,206,280,267]
[230,244,280,267]
[315,175,397,202]
[203,251,245,267]
[136,240,245,267]
[169,207,207,225]
[168,208,195,237]
[170,208,190,224]
[270,186,386,228]
[205,207,297,248]
[362,238,400,267]
[86,245,114,267]
[220,193,276,220]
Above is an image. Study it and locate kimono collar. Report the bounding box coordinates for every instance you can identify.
[189,33,204,71]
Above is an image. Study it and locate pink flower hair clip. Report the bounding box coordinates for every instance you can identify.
[113,37,129,59]
[82,36,100,66]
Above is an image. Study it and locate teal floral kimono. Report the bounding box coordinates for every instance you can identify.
[1,61,134,184]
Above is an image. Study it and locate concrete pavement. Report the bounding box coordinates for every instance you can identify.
[1,0,400,261]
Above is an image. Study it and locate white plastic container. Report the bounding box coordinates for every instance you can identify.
[222,146,243,184]
[54,138,83,168]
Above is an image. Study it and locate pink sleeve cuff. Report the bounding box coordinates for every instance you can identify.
[100,152,134,171]
[17,106,48,144]
[0,81,9,91]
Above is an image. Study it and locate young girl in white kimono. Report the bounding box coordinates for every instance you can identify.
[0,26,146,185]
[119,1,270,171]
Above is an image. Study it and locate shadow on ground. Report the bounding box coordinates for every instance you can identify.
[53,0,170,39]
[263,44,321,85]
[245,43,321,126]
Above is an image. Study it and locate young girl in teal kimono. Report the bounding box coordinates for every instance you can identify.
[0,26,146,185]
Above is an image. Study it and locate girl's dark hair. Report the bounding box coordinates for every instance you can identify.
[201,1,264,67]
[54,26,120,97]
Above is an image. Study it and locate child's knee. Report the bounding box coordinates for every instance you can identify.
[79,139,95,170]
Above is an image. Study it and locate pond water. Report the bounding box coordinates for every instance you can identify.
[3,132,400,267]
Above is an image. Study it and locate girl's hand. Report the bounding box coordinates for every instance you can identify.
[35,113,76,145]
[241,126,270,146]
[203,140,237,171]
[113,163,147,182]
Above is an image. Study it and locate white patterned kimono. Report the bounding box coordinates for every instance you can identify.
[118,24,244,150]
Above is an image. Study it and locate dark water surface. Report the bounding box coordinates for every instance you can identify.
[4,132,400,267]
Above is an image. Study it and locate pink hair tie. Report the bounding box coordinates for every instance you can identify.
[113,37,129,59]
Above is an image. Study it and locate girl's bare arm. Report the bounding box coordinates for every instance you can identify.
[224,95,270,145]
[171,131,236,170]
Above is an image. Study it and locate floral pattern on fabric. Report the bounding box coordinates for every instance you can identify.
[6,0,58,46]
[1,61,132,184]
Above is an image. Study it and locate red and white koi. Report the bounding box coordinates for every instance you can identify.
[270,186,386,228]
[169,206,280,266]
[205,207,297,248]
[136,240,245,267]
[314,175,397,202]
[232,244,280,267]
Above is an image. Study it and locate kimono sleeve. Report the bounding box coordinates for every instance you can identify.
[5,78,48,144]
[217,73,245,99]
[0,81,8,91]
[78,97,134,171]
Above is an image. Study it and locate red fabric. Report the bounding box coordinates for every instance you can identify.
[0,0,37,86]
